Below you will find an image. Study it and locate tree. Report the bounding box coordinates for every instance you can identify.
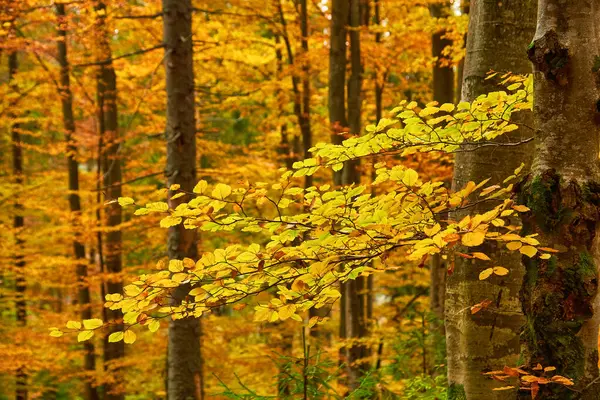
[94,2,125,398]
[56,3,99,399]
[445,0,536,398]
[519,0,600,397]
[163,0,203,398]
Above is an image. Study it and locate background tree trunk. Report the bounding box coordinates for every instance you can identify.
[163,0,203,398]
[94,2,125,398]
[56,4,99,400]
[10,49,27,400]
[519,0,600,397]
[445,0,536,398]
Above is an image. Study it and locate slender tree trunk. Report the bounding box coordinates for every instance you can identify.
[455,1,469,103]
[94,2,125,399]
[518,1,600,398]
[163,0,203,398]
[275,35,293,171]
[373,0,383,125]
[445,0,536,399]
[328,0,349,182]
[298,0,312,189]
[10,50,27,400]
[339,0,368,391]
[428,2,454,324]
[56,5,99,400]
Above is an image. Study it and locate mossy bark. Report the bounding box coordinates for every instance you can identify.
[517,1,600,397]
[445,1,536,398]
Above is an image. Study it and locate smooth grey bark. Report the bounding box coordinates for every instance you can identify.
[94,2,125,399]
[445,0,536,399]
[163,0,203,399]
[517,0,600,398]
[56,4,99,400]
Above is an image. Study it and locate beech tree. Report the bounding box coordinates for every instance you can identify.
[445,0,536,399]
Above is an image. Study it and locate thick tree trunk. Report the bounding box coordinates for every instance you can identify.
[10,50,27,400]
[445,0,536,399]
[518,1,600,398]
[94,2,125,399]
[56,5,99,400]
[163,0,203,399]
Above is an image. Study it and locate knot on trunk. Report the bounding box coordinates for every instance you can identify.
[527,30,569,86]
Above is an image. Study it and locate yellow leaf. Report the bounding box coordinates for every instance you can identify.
[506,242,522,251]
[170,192,186,200]
[148,320,160,333]
[82,318,103,330]
[49,330,63,337]
[169,184,181,191]
[544,366,556,372]
[212,183,232,200]
[160,215,182,228]
[77,330,94,342]
[124,330,137,344]
[193,180,208,194]
[66,321,82,330]
[493,266,509,276]
[402,169,419,187]
[472,252,491,261]
[513,205,530,212]
[492,386,515,391]
[424,224,441,237]
[479,268,494,280]
[108,332,124,343]
[462,231,485,247]
[540,253,552,260]
[168,259,184,272]
[146,202,169,212]
[118,197,134,206]
[520,245,537,258]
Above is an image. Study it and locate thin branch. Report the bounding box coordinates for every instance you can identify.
[73,43,165,68]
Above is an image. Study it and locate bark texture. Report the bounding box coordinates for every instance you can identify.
[445,0,536,398]
[56,4,99,400]
[163,0,203,398]
[94,2,124,398]
[518,1,600,398]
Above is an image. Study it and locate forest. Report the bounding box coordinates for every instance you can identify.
[1,0,599,398]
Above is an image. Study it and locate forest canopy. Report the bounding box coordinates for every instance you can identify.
[1,0,599,399]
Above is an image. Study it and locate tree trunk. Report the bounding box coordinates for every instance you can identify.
[328,0,348,187]
[455,1,469,103]
[428,2,454,323]
[339,0,368,391]
[94,2,125,399]
[518,1,600,398]
[445,0,536,399]
[298,0,312,189]
[56,4,99,400]
[10,50,27,400]
[163,0,203,399]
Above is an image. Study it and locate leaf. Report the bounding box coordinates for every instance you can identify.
[513,205,530,212]
[479,268,494,280]
[160,215,182,228]
[472,252,491,261]
[493,266,509,276]
[108,331,124,342]
[402,169,419,187]
[168,259,184,272]
[49,330,63,337]
[66,321,82,330]
[540,254,552,260]
[544,366,556,372]
[77,330,94,342]
[506,242,522,251]
[520,245,538,258]
[212,183,232,200]
[148,320,160,333]
[118,197,135,206]
[193,180,208,194]
[82,318,103,330]
[124,330,137,344]
[462,231,485,247]
[492,386,515,391]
